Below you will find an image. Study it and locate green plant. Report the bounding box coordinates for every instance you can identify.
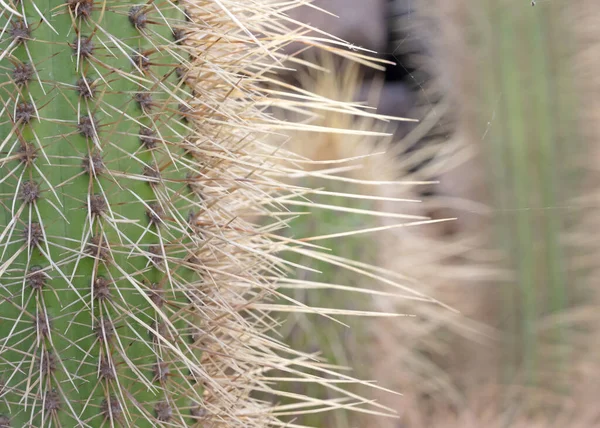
[0,1,231,425]
[477,0,583,415]
[0,1,414,427]
[272,177,378,428]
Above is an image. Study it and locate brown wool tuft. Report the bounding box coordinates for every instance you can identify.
[187,210,197,227]
[131,50,151,72]
[134,92,153,112]
[76,77,96,98]
[27,266,47,290]
[148,244,163,266]
[86,235,111,262]
[142,165,161,184]
[172,28,185,45]
[43,390,60,412]
[0,415,10,427]
[190,405,207,419]
[94,319,115,342]
[82,153,105,176]
[146,203,165,226]
[93,276,111,302]
[128,6,148,29]
[23,223,44,248]
[98,357,116,381]
[77,115,98,138]
[88,194,107,217]
[149,321,172,344]
[10,20,30,43]
[186,254,202,268]
[154,401,172,422]
[187,211,204,237]
[39,350,56,375]
[139,126,157,149]
[101,396,122,421]
[175,66,188,82]
[19,180,40,204]
[15,102,34,125]
[178,103,192,122]
[12,62,33,86]
[147,283,164,308]
[34,312,51,338]
[18,142,37,166]
[183,8,191,22]
[152,361,170,383]
[67,0,94,19]
[72,35,94,59]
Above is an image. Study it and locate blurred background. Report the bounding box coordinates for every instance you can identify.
[267,0,600,426]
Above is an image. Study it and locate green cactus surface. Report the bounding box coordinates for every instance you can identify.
[0,1,207,426]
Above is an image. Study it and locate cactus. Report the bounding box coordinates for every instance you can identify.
[476,0,584,415]
[263,55,431,428]
[0,1,234,425]
[0,1,410,427]
[273,179,379,428]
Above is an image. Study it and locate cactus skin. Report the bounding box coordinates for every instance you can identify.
[0,1,204,426]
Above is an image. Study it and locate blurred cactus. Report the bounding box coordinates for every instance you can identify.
[477,0,583,414]
[262,55,427,427]
[274,179,377,427]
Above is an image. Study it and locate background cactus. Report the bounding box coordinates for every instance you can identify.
[369,0,600,426]
[265,59,391,428]
[0,1,416,426]
[477,0,585,415]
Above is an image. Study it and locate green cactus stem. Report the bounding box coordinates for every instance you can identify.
[0,1,209,426]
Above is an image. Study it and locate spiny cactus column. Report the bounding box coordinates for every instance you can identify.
[0,0,205,425]
[0,0,409,426]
